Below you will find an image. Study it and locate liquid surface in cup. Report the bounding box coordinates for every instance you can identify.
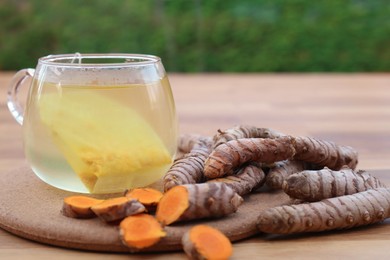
[23,77,177,194]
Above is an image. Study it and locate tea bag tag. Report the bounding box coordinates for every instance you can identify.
[71,52,82,64]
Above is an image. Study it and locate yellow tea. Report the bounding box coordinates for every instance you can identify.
[23,77,177,193]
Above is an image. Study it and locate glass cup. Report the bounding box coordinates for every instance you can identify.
[7,53,178,194]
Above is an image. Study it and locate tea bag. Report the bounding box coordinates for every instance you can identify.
[38,89,172,193]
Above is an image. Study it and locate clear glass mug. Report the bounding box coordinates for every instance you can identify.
[7,53,178,194]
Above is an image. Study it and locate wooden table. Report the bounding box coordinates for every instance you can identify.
[1,72,390,259]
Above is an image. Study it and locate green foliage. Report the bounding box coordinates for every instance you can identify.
[0,0,388,72]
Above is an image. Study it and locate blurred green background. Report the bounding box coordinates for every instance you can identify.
[0,0,389,72]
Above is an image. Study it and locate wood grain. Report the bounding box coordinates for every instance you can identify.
[1,72,390,259]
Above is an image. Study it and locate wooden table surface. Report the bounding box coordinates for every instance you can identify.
[1,72,390,259]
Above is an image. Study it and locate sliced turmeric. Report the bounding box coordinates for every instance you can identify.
[163,138,212,192]
[119,214,166,249]
[91,197,146,222]
[283,167,386,202]
[182,225,233,260]
[213,125,285,148]
[207,163,266,196]
[125,188,163,212]
[204,135,358,179]
[156,182,243,225]
[62,195,104,219]
[257,188,390,234]
[265,160,306,190]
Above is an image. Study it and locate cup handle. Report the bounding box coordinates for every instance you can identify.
[7,68,35,125]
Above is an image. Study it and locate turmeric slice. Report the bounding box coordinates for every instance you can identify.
[119,214,166,250]
[156,182,243,225]
[283,167,386,202]
[257,188,390,234]
[62,195,104,219]
[182,225,233,260]
[125,188,163,211]
[91,197,146,222]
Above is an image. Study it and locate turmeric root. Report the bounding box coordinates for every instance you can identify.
[91,197,146,222]
[204,136,296,178]
[283,167,386,202]
[62,196,104,219]
[182,225,233,260]
[213,125,285,148]
[265,160,306,190]
[156,182,243,225]
[163,138,212,192]
[204,135,358,179]
[293,136,358,170]
[119,214,166,249]
[207,163,266,196]
[179,134,212,154]
[257,188,390,234]
[125,188,163,211]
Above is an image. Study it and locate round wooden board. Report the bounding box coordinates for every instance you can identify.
[0,164,291,253]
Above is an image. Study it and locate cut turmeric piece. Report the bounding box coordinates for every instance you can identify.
[62,195,104,219]
[119,214,166,249]
[155,186,189,225]
[91,196,146,222]
[156,183,243,225]
[125,188,163,211]
[182,225,233,260]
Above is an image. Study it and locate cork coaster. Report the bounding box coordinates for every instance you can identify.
[0,164,291,253]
